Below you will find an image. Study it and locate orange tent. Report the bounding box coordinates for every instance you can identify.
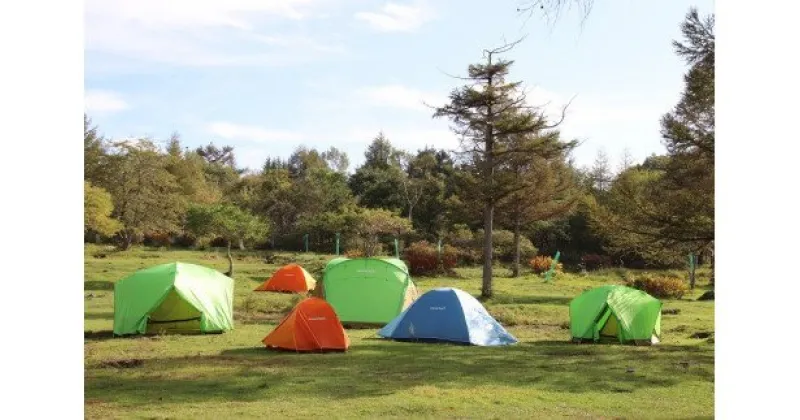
[262,297,349,352]
[254,263,316,293]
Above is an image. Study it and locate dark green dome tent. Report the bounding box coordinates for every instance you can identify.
[315,257,418,325]
[113,262,234,336]
[569,285,662,345]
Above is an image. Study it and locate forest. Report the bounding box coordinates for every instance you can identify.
[83,8,714,299]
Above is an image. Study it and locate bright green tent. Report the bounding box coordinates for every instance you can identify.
[569,285,662,345]
[113,262,234,336]
[316,257,418,325]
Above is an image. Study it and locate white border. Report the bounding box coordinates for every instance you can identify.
[0,0,83,417]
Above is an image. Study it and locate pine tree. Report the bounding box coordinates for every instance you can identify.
[434,40,572,297]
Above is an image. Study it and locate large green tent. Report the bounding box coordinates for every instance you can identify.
[569,285,662,345]
[316,257,418,325]
[113,262,234,336]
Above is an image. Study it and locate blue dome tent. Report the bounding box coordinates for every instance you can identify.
[378,287,518,346]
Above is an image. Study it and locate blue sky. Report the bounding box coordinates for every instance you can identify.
[84,0,714,173]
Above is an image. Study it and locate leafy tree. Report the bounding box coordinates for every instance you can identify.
[103,140,186,249]
[185,203,270,277]
[352,208,413,257]
[164,134,220,205]
[349,133,406,212]
[497,133,578,276]
[288,146,328,179]
[589,8,715,285]
[321,147,350,174]
[433,40,572,297]
[263,157,289,171]
[84,181,122,237]
[84,114,107,185]
[363,132,403,169]
[195,142,236,167]
[255,168,297,246]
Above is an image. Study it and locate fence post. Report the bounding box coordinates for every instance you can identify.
[335,233,340,256]
[303,234,309,253]
[544,250,561,283]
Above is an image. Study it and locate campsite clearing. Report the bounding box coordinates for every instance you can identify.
[84,245,714,419]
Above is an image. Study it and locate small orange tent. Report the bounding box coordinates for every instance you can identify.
[262,297,349,352]
[254,263,316,293]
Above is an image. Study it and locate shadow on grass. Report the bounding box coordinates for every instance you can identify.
[85,312,114,320]
[248,276,266,284]
[85,339,714,404]
[84,281,114,291]
[487,294,572,306]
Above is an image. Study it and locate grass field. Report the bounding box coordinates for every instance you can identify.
[84,245,714,419]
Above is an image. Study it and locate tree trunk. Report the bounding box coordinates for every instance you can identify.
[709,242,715,288]
[120,231,133,250]
[224,240,234,278]
[481,203,494,298]
[512,219,521,278]
[238,238,245,250]
[689,261,696,290]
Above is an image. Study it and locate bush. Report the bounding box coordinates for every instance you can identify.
[580,254,613,271]
[404,241,439,275]
[172,233,197,248]
[475,229,537,262]
[627,274,688,299]
[344,249,364,258]
[528,255,563,275]
[441,244,458,271]
[457,247,482,266]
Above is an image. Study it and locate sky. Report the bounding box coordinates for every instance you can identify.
[84,0,715,173]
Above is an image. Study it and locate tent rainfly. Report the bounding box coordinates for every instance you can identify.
[262,297,349,352]
[569,285,662,345]
[315,257,418,325]
[378,287,518,346]
[254,263,316,293]
[113,262,234,336]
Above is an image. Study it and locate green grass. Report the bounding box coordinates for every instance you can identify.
[84,245,714,419]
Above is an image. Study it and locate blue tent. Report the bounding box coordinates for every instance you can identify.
[377,287,518,346]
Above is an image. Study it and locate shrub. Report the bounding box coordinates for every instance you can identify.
[441,244,458,271]
[447,224,474,248]
[172,233,197,248]
[457,247,482,266]
[474,229,537,262]
[404,241,439,275]
[627,274,689,299]
[344,249,364,258]
[528,255,563,275]
[580,254,613,271]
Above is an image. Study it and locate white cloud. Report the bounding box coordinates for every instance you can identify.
[356,85,446,111]
[355,1,435,32]
[85,0,342,68]
[84,90,129,114]
[254,34,346,54]
[208,122,304,143]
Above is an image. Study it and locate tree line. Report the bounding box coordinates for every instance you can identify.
[84,8,713,297]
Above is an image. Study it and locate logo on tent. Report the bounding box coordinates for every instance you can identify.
[430,306,446,310]
[308,317,327,321]
[356,269,376,274]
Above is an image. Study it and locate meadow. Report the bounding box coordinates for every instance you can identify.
[84,245,714,419]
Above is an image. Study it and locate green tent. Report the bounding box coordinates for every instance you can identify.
[569,285,662,345]
[113,262,234,336]
[316,257,418,325]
